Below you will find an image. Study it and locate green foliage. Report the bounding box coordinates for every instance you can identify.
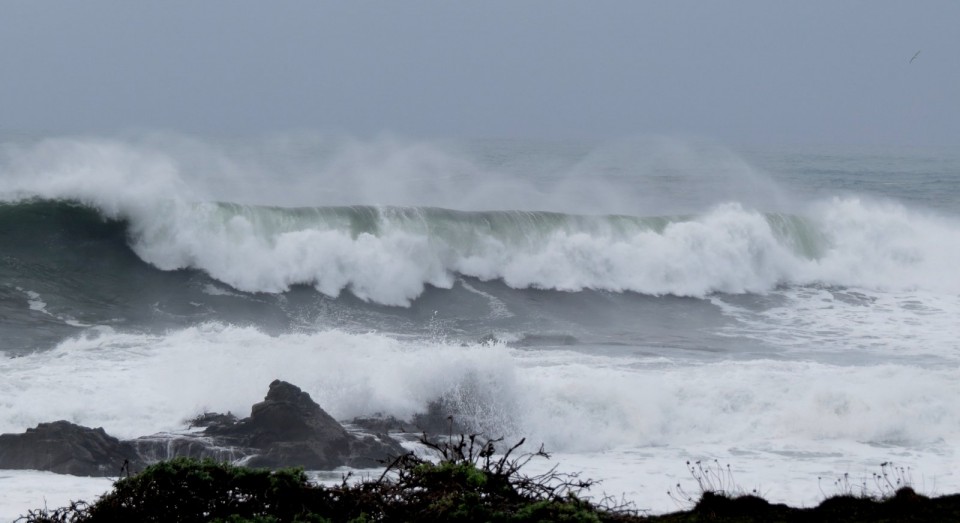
[19,436,630,523]
[512,499,604,523]
[20,441,960,522]
[20,457,325,523]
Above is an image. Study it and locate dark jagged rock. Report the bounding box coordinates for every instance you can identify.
[350,414,409,434]
[131,413,247,464]
[131,433,251,464]
[213,380,351,448]
[187,412,238,429]
[0,421,144,477]
[350,399,469,439]
[134,380,405,469]
[205,380,404,469]
[410,399,469,435]
[0,381,405,475]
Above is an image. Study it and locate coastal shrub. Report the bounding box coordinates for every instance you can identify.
[19,457,322,522]
[20,445,960,522]
[18,434,635,523]
[818,461,914,500]
[667,459,756,510]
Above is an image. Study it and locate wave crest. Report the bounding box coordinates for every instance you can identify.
[4,196,957,305]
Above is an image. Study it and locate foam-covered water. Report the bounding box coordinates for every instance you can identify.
[1,135,958,516]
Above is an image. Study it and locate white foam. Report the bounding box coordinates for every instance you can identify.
[149,197,956,305]
[16,288,92,328]
[0,325,517,438]
[802,197,960,293]
[1,325,957,451]
[3,136,959,515]
[22,290,47,313]
[16,193,960,307]
[0,471,112,522]
[459,279,514,319]
[201,283,246,298]
[713,288,960,362]
[3,137,959,305]
[1,325,959,514]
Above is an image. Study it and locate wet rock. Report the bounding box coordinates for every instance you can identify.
[206,380,405,469]
[410,400,469,435]
[131,433,251,464]
[0,381,405,475]
[187,412,238,429]
[0,421,143,477]
[349,414,409,434]
[350,399,470,439]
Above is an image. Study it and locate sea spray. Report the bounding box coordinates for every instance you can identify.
[4,196,959,305]
[1,323,957,453]
[3,136,959,517]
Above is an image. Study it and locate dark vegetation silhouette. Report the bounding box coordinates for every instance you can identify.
[18,435,960,522]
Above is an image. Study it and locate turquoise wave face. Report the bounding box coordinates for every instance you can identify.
[0,198,807,354]
[6,196,959,307]
[1,198,832,302]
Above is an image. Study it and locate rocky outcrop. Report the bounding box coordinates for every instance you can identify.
[204,379,403,469]
[0,380,406,476]
[131,433,250,463]
[0,421,144,476]
[351,399,468,436]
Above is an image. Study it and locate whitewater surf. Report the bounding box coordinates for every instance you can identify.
[1,135,958,517]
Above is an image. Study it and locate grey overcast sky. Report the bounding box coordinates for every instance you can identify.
[1,1,957,146]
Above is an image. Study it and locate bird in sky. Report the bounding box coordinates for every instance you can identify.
[909,50,921,64]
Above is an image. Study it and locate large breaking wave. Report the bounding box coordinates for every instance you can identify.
[2,136,958,306]
[2,197,958,306]
[4,135,960,517]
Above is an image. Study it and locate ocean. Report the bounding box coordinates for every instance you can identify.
[0,135,958,517]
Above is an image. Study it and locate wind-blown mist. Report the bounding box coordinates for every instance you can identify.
[1,134,959,515]
[2,135,957,306]
[0,134,786,213]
